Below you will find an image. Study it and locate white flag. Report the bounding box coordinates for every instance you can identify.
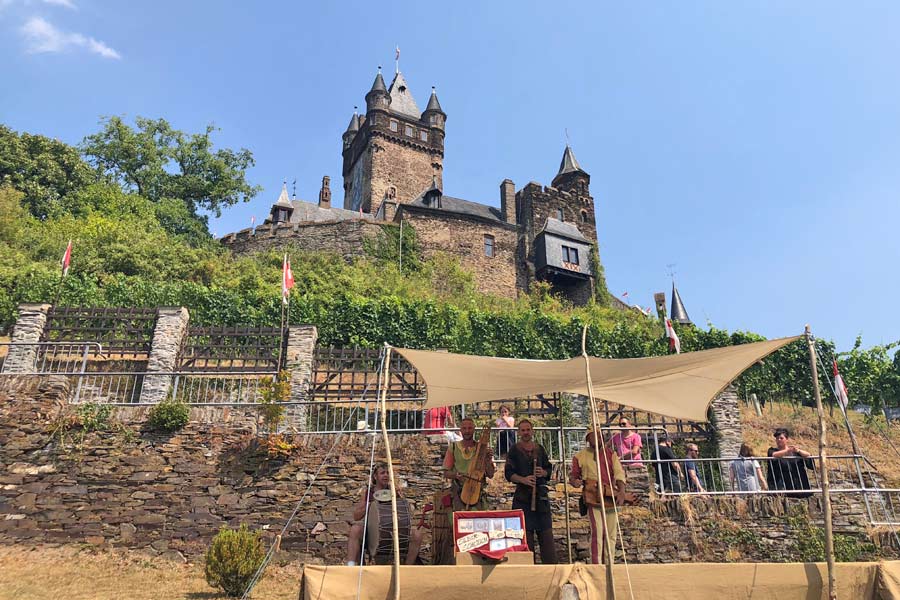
[833,360,850,408]
[665,318,681,354]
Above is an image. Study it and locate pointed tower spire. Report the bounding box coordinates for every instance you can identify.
[346,107,360,133]
[370,67,387,93]
[425,87,443,112]
[557,145,585,178]
[670,282,692,325]
[276,181,291,206]
[388,71,420,118]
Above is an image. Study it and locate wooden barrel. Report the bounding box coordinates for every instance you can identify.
[432,491,454,565]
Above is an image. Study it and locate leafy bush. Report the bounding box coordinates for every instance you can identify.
[204,524,265,597]
[146,398,190,433]
[75,403,113,432]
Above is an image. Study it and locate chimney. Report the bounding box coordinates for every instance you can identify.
[654,292,667,320]
[318,176,332,209]
[500,179,516,224]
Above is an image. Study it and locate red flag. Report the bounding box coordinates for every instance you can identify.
[833,360,850,408]
[282,254,294,305]
[60,239,72,277]
[250,215,256,227]
[665,318,681,354]
[395,46,400,61]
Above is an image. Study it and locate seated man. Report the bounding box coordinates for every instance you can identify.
[346,464,423,566]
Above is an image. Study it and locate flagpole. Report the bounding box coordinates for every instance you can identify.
[277,254,287,372]
[806,325,837,600]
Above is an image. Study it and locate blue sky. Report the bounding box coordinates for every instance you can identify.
[3,1,899,352]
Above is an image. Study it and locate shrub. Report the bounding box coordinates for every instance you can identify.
[146,398,190,433]
[205,524,265,597]
[258,371,290,432]
[75,403,112,432]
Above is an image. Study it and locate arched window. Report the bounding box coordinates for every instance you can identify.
[556,208,564,221]
[580,210,589,223]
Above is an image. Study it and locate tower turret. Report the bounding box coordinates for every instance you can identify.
[552,145,590,195]
[342,108,360,150]
[670,282,692,325]
[365,68,390,114]
[269,182,294,224]
[422,87,446,131]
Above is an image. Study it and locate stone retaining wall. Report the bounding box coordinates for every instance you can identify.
[0,379,893,565]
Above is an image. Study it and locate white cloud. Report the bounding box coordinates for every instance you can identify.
[20,16,120,59]
[41,0,77,9]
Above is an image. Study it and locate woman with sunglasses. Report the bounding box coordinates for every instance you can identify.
[609,417,643,469]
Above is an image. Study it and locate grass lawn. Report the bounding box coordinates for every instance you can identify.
[0,545,302,600]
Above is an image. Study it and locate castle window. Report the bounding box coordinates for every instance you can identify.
[390,120,399,132]
[430,115,437,124]
[556,208,565,221]
[562,245,579,265]
[420,130,428,142]
[405,125,414,137]
[484,234,495,258]
[580,210,589,223]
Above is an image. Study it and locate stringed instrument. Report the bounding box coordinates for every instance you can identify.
[460,423,492,507]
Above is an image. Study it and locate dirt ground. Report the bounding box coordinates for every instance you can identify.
[0,545,303,600]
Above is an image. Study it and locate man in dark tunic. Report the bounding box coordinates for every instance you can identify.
[504,419,557,564]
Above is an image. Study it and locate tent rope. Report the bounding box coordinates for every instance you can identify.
[241,348,386,600]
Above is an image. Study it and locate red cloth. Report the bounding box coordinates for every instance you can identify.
[452,510,529,561]
[423,406,452,434]
[572,447,618,487]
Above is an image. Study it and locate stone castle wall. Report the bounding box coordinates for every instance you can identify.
[220,220,384,259]
[403,211,519,299]
[367,136,442,215]
[0,377,891,566]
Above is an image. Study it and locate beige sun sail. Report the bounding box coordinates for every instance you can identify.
[395,336,800,422]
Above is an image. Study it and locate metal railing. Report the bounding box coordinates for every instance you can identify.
[0,341,104,374]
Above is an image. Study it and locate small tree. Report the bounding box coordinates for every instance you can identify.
[258,370,289,432]
[147,398,190,433]
[205,524,265,597]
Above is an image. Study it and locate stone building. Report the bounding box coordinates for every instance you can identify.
[221,67,609,305]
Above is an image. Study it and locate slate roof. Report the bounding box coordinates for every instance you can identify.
[670,282,692,325]
[388,72,421,119]
[425,88,443,113]
[557,145,586,177]
[407,187,504,223]
[538,217,590,243]
[278,199,374,224]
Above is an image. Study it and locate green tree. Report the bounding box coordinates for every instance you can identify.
[0,125,94,219]
[81,116,261,219]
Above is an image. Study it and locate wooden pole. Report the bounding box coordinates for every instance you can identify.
[379,345,401,600]
[582,326,616,599]
[806,325,837,600]
[559,416,573,563]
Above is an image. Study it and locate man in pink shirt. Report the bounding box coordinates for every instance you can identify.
[610,417,643,468]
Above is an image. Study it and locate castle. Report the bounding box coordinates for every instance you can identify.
[221,67,609,306]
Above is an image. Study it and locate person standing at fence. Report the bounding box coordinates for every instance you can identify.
[684,444,706,493]
[730,443,768,492]
[650,432,682,494]
[495,405,516,457]
[610,417,644,468]
[766,428,814,498]
[570,430,627,564]
[505,419,557,564]
[424,405,458,441]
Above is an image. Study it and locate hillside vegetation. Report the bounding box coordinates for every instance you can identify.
[1,119,899,408]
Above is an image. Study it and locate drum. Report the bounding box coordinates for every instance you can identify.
[365,493,411,564]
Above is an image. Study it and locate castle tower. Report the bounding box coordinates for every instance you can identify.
[550,145,597,243]
[342,67,446,216]
[269,182,294,224]
[670,282,692,325]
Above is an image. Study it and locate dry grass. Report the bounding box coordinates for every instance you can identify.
[740,401,900,486]
[0,545,302,600]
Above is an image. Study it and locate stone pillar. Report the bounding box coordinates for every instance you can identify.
[283,325,318,431]
[139,307,189,404]
[2,304,51,373]
[710,385,742,490]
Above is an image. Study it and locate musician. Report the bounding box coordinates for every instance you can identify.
[569,430,626,565]
[346,464,423,566]
[443,417,495,510]
[504,419,558,564]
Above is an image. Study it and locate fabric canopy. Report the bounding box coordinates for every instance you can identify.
[395,336,801,422]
